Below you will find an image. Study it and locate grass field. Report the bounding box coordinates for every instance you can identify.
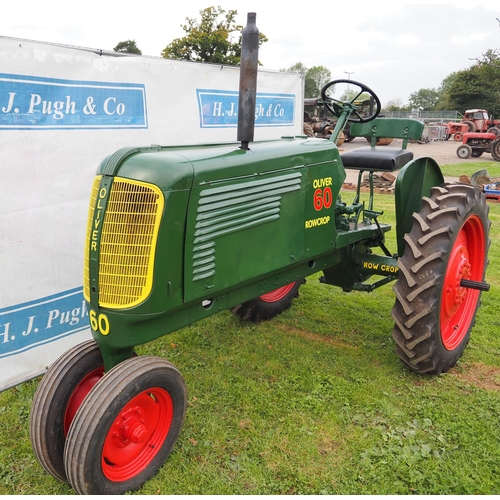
[1,174,499,495]
[440,160,500,179]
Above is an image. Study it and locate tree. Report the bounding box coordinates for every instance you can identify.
[161,6,268,65]
[446,49,500,116]
[113,40,142,55]
[340,89,370,102]
[408,88,441,110]
[383,98,407,112]
[434,47,500,115]
[468,48,500,68]
[285,62,307,74]
[281,62,331,98]
[434,72,458,110]
[305,66,331,99]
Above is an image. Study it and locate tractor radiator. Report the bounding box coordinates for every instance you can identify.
[84,176,164,309]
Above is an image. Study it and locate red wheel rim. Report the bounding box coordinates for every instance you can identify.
[259,282,296,303]
[102,387,173,482]
[440,214,485,350]
[64,367,104,436]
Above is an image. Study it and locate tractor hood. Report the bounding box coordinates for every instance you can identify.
[97,136,341,192]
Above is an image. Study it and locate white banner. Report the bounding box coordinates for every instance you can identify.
[0,36,303,391]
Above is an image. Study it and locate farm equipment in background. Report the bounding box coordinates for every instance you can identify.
[456,131,500,161]
[447,109,500,142]
[304,97,393,145]
[353,97,394,145]
[421,124,449,142]
[470,169,500,201]
[29,13,491,495]
[484,182,500,200]
[303,98,342,143]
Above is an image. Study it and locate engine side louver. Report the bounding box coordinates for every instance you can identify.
[192,172,302,282]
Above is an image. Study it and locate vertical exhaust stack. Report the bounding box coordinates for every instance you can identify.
[237,12,260,151]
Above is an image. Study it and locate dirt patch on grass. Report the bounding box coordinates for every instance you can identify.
[275,323,360,351]
[453,362,500,392]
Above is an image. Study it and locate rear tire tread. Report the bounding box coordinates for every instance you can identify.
[391,183,490,375]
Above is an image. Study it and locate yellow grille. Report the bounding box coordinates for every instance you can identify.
[84,176,164,309]
[83,176,101,301]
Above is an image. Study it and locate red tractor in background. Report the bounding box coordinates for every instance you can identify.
[456,131,500,161]
[447,109,500,141]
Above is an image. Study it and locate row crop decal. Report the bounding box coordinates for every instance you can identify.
[0,287,88,358]
[196,89,295,128]
[305,176,333,229]
[0,73,147,129]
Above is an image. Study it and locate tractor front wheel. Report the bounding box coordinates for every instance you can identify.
[471,149,483,158]
[231,280,304,322]
[391,183,490,375]
[456,144,472,159]
[64,356,187,495]
[30,340,105,482]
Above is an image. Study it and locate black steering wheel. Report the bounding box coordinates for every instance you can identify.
[320,79,381,123]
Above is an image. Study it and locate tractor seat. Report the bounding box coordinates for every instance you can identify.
[341,147,414,172]
[340,117,423,172]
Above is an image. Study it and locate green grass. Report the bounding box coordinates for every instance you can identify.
[1,178,499,495]
[440,161,500,179]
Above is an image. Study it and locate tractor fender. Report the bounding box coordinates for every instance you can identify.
[394,156,444,257]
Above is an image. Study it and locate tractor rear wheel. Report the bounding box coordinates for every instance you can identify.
[231,280,304,322]
[463,120,476,133]
[456,144,472,159]
[64,356,187,495]
[30,340,105,482]
[391,183,490,375]
[492,138,500,161]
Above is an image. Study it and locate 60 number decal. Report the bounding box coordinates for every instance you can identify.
[306,177,334,229]
[90,310,110,336]
[314,187,333,211]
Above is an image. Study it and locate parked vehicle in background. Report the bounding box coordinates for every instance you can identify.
[448,109,500,141]
[456,131,500,161]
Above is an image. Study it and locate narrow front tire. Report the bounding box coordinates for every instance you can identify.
[30,340,105,482]
[64,356,187,495]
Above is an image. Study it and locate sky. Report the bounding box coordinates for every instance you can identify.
[1,1,499,106]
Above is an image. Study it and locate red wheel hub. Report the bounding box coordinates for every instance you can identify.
[259,282,296,303]
[64,367,104,436]
[102,388,173,482]
[440,215,485,350]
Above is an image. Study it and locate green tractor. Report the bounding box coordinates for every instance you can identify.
[29,14,490,495]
